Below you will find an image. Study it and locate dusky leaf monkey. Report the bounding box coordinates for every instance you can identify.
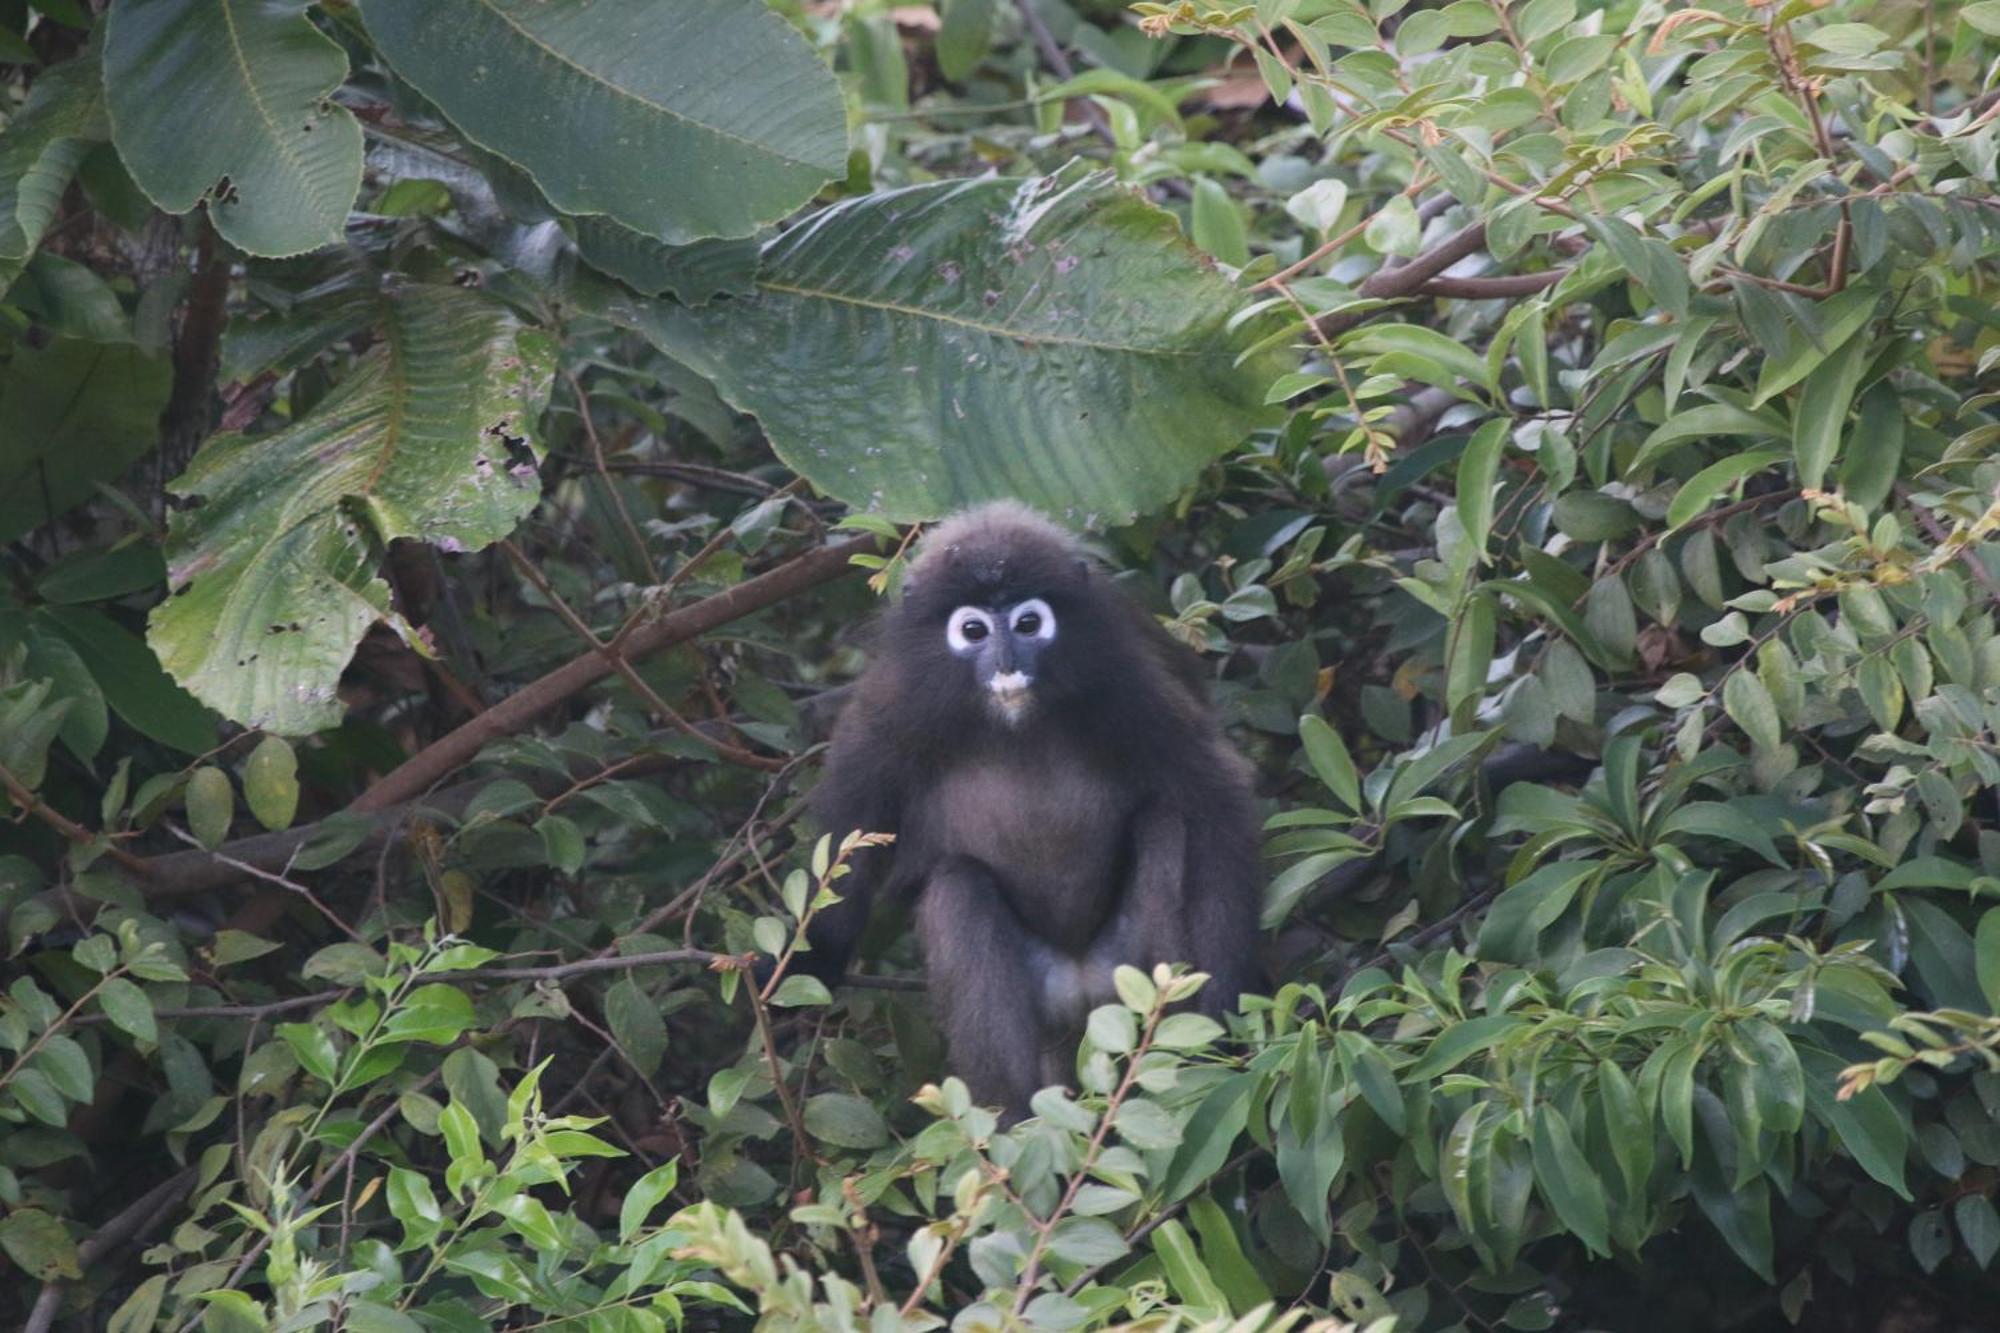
[799,501,1262,1117]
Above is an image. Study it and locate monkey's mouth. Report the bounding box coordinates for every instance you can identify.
[987,671,1032,724]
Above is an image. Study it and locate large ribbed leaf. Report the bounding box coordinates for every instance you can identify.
[103,0,363,257]
[360,0,847,244]
[0,59,104,264]
[604,167,1290,525]
[148,288,553,734]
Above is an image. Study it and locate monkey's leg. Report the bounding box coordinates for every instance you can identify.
[915,857,1047,1119]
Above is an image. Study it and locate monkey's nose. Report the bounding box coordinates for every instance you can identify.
[988,670,1031,714]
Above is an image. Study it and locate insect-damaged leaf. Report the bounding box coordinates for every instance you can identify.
[149,287,553,734]
[103,0,363,257]
[600,165,1292,525]
[361,0,847,244]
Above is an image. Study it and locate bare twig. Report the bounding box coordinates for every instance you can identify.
[162,822,365,941]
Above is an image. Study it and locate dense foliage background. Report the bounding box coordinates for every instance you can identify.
[2,0,1999,1328]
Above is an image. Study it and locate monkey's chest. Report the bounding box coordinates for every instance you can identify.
[928,756,1133,946]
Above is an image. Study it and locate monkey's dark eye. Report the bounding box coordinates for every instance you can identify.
[1008,597,1056,641]
[947,606,996,652]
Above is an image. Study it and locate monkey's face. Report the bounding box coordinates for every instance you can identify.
[943,597,1057,726]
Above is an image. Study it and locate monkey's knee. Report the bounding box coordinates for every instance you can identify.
[914,859,1047,1114]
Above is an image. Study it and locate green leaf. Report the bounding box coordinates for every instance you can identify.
[1158,1073,1254,1202]
[278,1022,339,1083]
[1149,1217,1229,1318]
[148,286,554,734]
[606,165,1290,524]
[1665,446,1787,532]
[387,1165,444,1250]
[1191,176,1249,267]
[1530,1104,1611,1256]
[937,0,996,81]
[185,766,234,850]
[35,544,166,606]
[1446,590,1496,715]
[363,0,847,244]
[1630,401,1786,474]
[1456,419,1506,562]
[620,1160,680,1241]
[1721,671,1782,751]
[1658,801,1784,867]
[241,736,299,831]
[1403,1014,1523,1081]
[1956,1195,2000,1269]
[1962,2,2000,35]
[0,57,104,263]
[606,977,668,1074]
[1976,907,2000,1011]
[9,1066,69,1126]
[1298,713,1361,811]
[0,1207,81,1281]
[98,975,157,1044]
[32,1034,93,1103]
[1791,331,1871,490]
[569,220,759,304]
[103,0,363,256]
[1839,383,1905,512]
[1597,1060,1653,1201]
[1342,323,1495,395]
[1751,285,1878,407]
[382,984,476,1046]
[38,606,218,754]
[535,813,587,876]
[803,1092,890,1149]
[0,340,173,543]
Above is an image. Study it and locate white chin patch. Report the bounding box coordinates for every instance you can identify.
[988,671,1032,724]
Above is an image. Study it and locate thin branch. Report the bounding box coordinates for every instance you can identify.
[0,758,154,876]
[161,822,365,942]
[563,367,659,582]
[1417,269,1570,298]
[1011,0,1116,147]
[501,540,786,771]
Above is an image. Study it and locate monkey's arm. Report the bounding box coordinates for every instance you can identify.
[791,730,902,986]
[1127,776,1264,1014]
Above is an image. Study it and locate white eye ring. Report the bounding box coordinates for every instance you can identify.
[1009,598,1056,641]
[946,606,995,653]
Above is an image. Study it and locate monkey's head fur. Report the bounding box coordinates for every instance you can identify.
[877,500,1177,737]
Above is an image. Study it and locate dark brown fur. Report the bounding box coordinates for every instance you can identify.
[801,503,1262,1115]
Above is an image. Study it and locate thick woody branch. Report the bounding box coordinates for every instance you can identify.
[89,537,867,897]
[350,536,869,813]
